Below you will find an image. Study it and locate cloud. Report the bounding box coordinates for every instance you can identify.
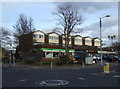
[40,19,54,23]
[52,2,117,14]
[80,16,118,46]
[41,28,54,33]
[75,2,118,13]
[2,1,118,47]
[82,17,117,32]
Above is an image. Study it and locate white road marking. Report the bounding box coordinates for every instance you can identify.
[35,80,69,86]
[78,78,86,80]
[32,67,39,69]
[91,73,100,76]
[114,75,120,78]
[18,79,28,82]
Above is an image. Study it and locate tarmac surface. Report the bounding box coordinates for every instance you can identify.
[2,61,120,88]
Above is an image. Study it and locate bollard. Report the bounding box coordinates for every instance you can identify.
[103,63,110,74]
[82,62,85,68]
[51,62,53,69]
[13,57,15,66]
[9,54,12,67]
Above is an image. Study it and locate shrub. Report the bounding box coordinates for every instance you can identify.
[40,60,65,65]
[66,60,73,64]
[53,60,64,65]
[59,55,69,60]
[77,60,83,65]
[24,60,37,64]
[40,60,52,65]
[15,59,24,62]
[2,59,9,63]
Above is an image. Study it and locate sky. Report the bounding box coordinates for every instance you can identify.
[1,1,119,47]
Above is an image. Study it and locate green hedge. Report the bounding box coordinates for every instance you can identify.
[40,60,65,65]
[2,59,9,63]
[24,59,83,65]
[24,60,40,64]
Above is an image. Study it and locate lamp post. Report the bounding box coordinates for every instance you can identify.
[100,15,110,66]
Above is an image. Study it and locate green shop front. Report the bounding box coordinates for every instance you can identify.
[35,48,75,59]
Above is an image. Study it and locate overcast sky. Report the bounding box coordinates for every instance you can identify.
[1,1,119,47]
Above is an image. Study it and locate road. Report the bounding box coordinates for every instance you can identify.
[2,64,120,88]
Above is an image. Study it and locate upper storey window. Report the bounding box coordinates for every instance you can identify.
[75,39,82,42]
[86,40,91,43]
[39,35,44,38]
[49,36,58,40]
[33,34,44,38]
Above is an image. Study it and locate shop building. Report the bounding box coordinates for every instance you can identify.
[18,30,101,59]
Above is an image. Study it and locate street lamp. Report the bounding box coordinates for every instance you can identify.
[100,15,110,66]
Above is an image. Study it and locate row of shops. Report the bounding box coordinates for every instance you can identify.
[31,47,116,60]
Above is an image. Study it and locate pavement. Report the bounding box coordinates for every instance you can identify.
[2,61,120,71]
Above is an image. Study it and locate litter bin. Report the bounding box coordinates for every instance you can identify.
[103,63,110,73]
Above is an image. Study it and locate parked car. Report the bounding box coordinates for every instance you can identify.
[103,55,108,61]
[70,55,82,62]
[70,55,76,60]
[114,56,120,63]
[92,55,100,60]
[104,55,120,62]
[92,55,97,63]
[74,55,82,60]
[92,55,97,60]
[69,55,82,64]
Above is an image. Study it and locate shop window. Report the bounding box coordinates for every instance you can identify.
[43,52,45,57]
[53,52,59,57]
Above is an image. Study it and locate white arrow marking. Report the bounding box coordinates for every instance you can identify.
[114,75,120,78]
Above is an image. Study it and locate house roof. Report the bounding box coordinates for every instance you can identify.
[60,34,73,37]
[82,36,92,39]
[92,37,100,40]
[47,32,60,35]
[33,30,45,34]
[72,35,82,38]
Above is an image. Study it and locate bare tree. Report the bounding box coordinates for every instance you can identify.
[53,2,83,56]
[112,42,120,55]
[13,14,35,60]
[0,27,10,46]
[13,14,35,37]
